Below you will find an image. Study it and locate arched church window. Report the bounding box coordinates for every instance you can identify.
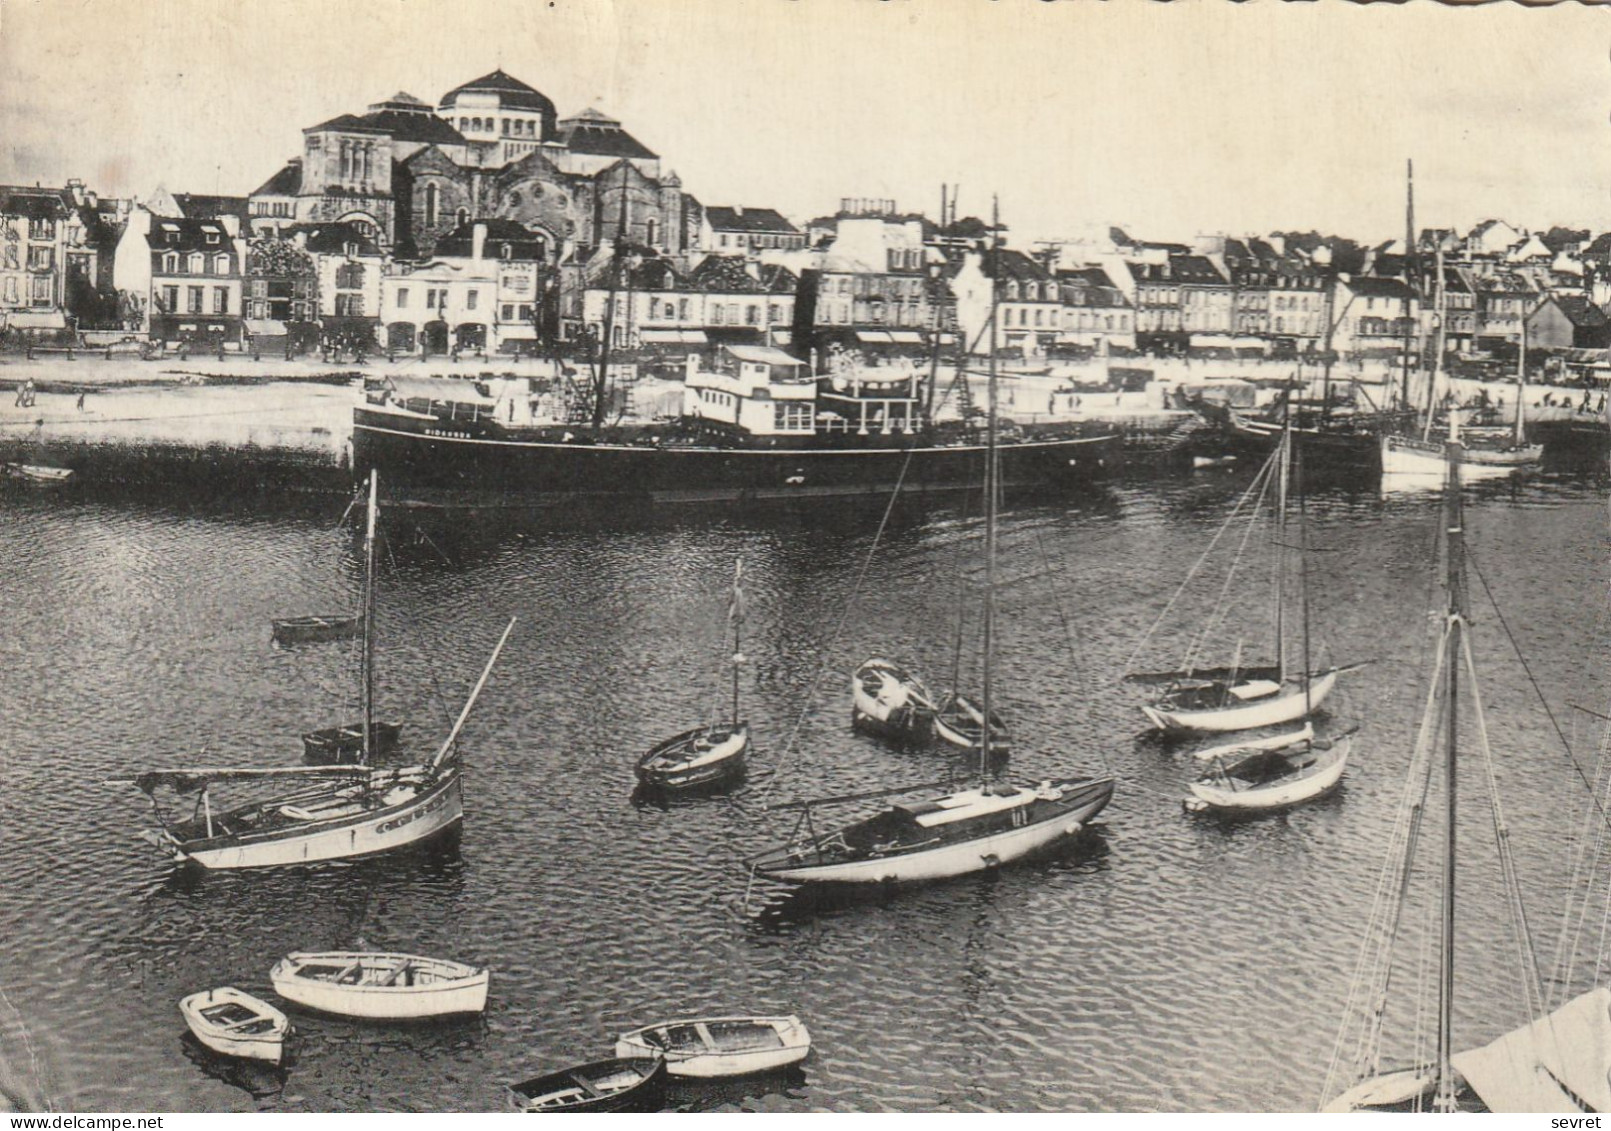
[645,218,659,247]
[424,184,439,228]
[508,191,522,210]
[456,208,469,228]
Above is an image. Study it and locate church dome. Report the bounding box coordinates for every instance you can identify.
[438,69,556,117]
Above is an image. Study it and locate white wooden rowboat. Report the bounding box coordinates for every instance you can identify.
[269,951,490,1019]
[179,986,290,1063]
[614,1015,810,1078]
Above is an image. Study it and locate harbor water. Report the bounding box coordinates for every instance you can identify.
[0,466,1605,1112]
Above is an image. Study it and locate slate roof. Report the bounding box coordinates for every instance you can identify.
[364,109,466,147]
[1170,255,1228,286]
[983,247,1054,285]
[145,216,235,253]
[704,206,798,235]
[433,218,546,258]
[306,113,390,135]
[286,221,383,257]
[174,194,251,225]
[0,187,69,220]
[1547,293,1610,329]
[251,160,303,198]
[1344,276,1416,301]
[1583,233,1611,258]
[439,70,555,116]
[558,120,656,160]
[688,255,772,294]
[1541,226,1592,253]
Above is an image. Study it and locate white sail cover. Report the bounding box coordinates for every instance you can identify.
[1450,987,1611,1113]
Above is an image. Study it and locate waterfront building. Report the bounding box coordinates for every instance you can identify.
[1126,260,1183,341]
[0,183,79,334]
[243,236,317,351]
[1328,274,1418,357]
[580,252,798,359]
[1055,266,1135,349]
[1525,292,1611,351]
[700,206,804,253]
[792,215,936,371]
[111,210,247,347]
[288,221,387,331]
[1172,254,1233,336]
[379,219,550,356]
[1464,218,1524,260]
[1267,260,1328,345]
[1472,271,1536,346]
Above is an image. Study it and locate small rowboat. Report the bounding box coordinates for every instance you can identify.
[271,614,362,646]
[179,986,290,1063]
[933,693,1010,756]
[851,658,935,745]
[2,462,73,484]
[1184,728,1353,813]
[269,951,489,1019]
[636,722,748,793]
[300,720,403,765]
[614,1015,810,1079]
[508,1056,667,1112]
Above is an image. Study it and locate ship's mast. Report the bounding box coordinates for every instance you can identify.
[980,195,1001,781]
[1436,408,1467,1111]
[361,469,378,763]
[1399,158,1417,412]
[593,162,631,429]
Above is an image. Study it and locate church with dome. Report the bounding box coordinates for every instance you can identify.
[246,70,693,264]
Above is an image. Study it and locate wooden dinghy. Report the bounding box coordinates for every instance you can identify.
[179,986,290,1064]
[614,1015,811,1079]
[269,951,490,1019]
[933,692,1010,756]
[271,614,362,646]
[2,462,73,484]
[636,722,748,793]
[301,720,403,766]
[851,658,935,745]
[1184,726,1352,813]
[508,1056,666,1112]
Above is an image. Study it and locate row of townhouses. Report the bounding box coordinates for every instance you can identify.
[6,69,1611,370]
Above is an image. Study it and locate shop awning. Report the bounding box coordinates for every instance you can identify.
[245,319,286,335]
[856,330,895,343]
[641,329,707,344]
[5,310,67,330]
[887,331,925,344]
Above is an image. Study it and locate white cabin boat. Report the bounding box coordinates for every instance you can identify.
[1185,729,1351,813]
[179,986,290,1063]
[614,1015,810,1078]
[269,951,490,1019]
[1141,670,1341,735]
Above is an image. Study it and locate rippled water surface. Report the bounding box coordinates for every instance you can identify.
[0,467,1605,1112]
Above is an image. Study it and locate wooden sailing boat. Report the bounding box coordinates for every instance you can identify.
[635,559,750,793]
[301,471,401,765]
[1322,414,1608,1113]
[1381,243,1542,482]
[850,658,937,746]
[1183,723,1354,814]
[108,611,516,870]
[1131,406,1358,735]
[746,201,1114,887]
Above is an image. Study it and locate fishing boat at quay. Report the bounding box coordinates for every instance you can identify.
[351,352,1119,508]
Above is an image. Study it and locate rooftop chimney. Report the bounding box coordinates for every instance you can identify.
[472,222,487,262]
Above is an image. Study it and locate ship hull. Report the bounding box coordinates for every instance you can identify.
[352,409,1118,507]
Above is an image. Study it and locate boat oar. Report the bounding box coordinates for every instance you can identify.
[430,617,517,772]
[1312,724,1361,751]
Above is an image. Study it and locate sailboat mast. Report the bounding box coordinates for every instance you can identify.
[1436,410,1467,1111]
[1275,398,1291,685]
[730,558,743,727]
[1514,315,1528,449]
[594,162,631,429]
[1399,158,1416,412]
[1296,424,1312,713]
[361,469,378,764]
[1423,244,1446,441]
[980,196,1001,779]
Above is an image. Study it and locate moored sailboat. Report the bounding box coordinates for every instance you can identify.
[109,617,516,870]
[850,658,937,746]
[1130,406,1357,735]
[747,200,1115,888]
[1321,414,1608,1113]
[636,559,750,794]
[1183,724,1353,814]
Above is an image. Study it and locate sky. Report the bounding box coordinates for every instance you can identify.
[0,0,1607,246]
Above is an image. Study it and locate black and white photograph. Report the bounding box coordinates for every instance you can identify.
[0,0,1607,1116]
